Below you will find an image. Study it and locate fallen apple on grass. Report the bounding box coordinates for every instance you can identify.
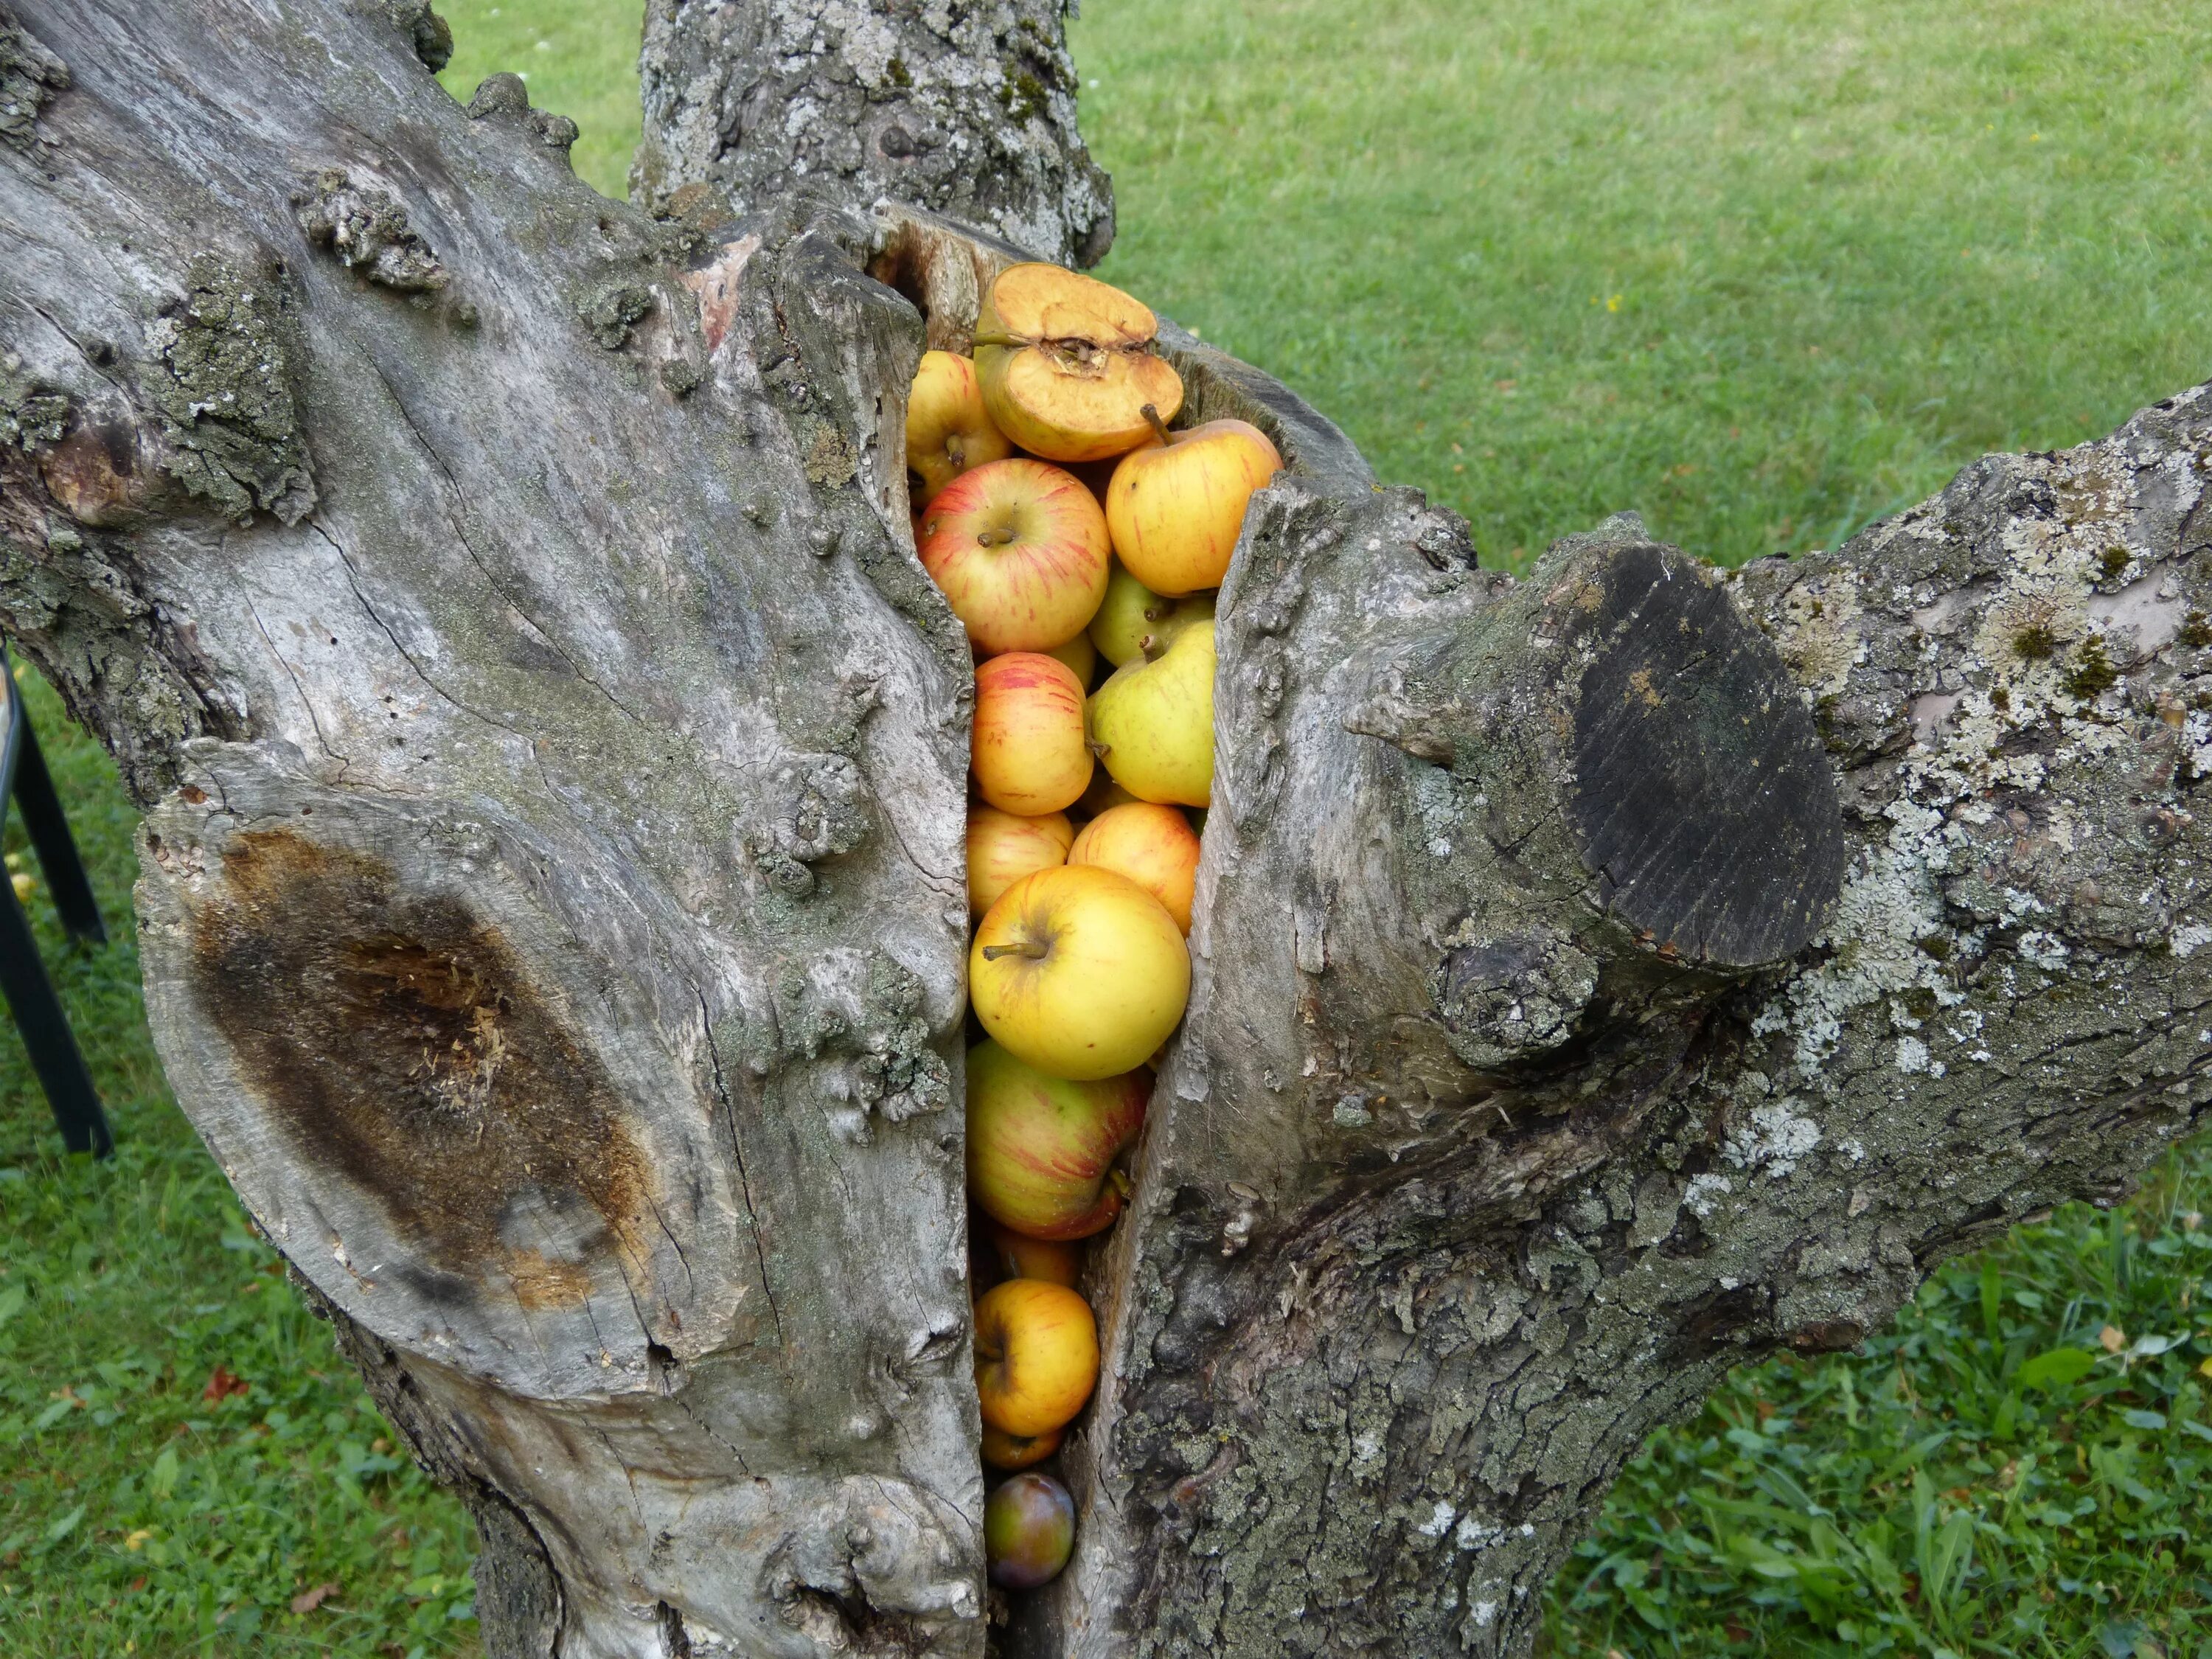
[973,653,1093,816]
[1088,619,1216,808]
[967,806,1074,919]
[968,1038,1148,1239]
[975,264,1185,462]
[985,1471,1077,1588]
[905,348,1013,506]
[970,864,1189,1080]
[974,1279,1098,1438]
[919,457,1111,655]
[1107,407,1281,596]
[1068,801,1201,933]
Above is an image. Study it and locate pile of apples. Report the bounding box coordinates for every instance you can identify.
[905,264,1280,1594]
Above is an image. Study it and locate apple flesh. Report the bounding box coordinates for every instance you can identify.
[985,1472,1077,1589]
[973,653,1093,816]
[919,458,1110,655]
[1107,411,1281,596]
[1068,801,1201,933]
[973,1279,1098,1437]
[1088,619,1216,808]
[967,806,1074,919]
[967,1038,1147,1239]
[971,864,1190,1080]
[905,349,1012,507]
[975,264,1185,463]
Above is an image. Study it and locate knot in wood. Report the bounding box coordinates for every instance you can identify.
[1430,927,1598,1070]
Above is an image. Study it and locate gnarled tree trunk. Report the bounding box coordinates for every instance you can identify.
[1,3,2205,1655]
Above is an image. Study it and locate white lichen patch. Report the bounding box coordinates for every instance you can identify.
[2171,922,2212,959]
[1684,1172,1733,1217]
[1723,1099,1823,1179]
[1768,566,1865,698]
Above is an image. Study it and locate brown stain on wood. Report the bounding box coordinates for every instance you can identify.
[186,828,654,1308]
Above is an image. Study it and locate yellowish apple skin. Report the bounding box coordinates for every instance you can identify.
[967,1039,1148,1239]
[1068,801,1200,933]
[981,1423,1063,1471]
[973,653,1093,816]
[1087,621,1215,808]
[1107,418,1281,596]
[967,806,1074,918]
[1046,627,1097,687]
[974,264,1186,463]
[919,459,1110,655]
[905,349,1012,506]
[974,1279,1098,1437]
[986,1220,1085,1286]
[971,864,1189,1080]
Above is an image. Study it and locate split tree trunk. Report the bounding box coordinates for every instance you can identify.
[3,4,2209,1656]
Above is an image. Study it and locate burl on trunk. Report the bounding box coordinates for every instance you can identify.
[1,2,2208,1656]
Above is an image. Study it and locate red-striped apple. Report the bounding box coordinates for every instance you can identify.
[919,458,1110,655]
[967,1040,1147,1240]
[973,653,1092,815]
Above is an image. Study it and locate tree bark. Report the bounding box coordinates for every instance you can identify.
[3,4,2208,1658]
[632,0,1114,269]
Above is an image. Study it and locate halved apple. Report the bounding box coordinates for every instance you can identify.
[975,264,1185,464]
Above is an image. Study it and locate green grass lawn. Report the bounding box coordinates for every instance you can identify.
[4,1,2210,1653]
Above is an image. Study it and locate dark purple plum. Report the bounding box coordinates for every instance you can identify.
[985,1471,1075,1589]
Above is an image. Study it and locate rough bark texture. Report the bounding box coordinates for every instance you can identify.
[1023,393,2212,1656]
[2,4,982,1652]
[5,3,2211,1658]
[633,0,1114,269]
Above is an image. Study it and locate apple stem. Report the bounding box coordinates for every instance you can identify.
[1141,403,1172,447]
[975,526,1018,548]
[980,940,1049,962]
[1139,633,1166,661]
[1088,740,1111,759]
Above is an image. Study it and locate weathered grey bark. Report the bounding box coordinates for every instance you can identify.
[4,4,981,1653]
[633,0,1114,269]
[5,2,2211,1657]
[1023,394,2212,1655]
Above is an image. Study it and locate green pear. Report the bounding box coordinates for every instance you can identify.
[1087,620,1215,807]
[1088,562,1214,667]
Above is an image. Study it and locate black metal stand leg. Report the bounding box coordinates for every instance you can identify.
[11,720,105,945]
[0,880,111,1156]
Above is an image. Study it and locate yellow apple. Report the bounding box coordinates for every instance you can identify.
[971,864,1189,1079]
[1068,802,1200,933]
[984,1219,1085,1287]
[1086,562,1217,669]
[1106,412,1281,595]
[975,264,1185,463]
[967,1039,1148,1239]
[981,1423,1063,1472]
[1087,620,1214,808]
[919,458,1111,655]
[973,1279,1098,1437]
[973,653,1093,816]
[905,349,1012,507]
